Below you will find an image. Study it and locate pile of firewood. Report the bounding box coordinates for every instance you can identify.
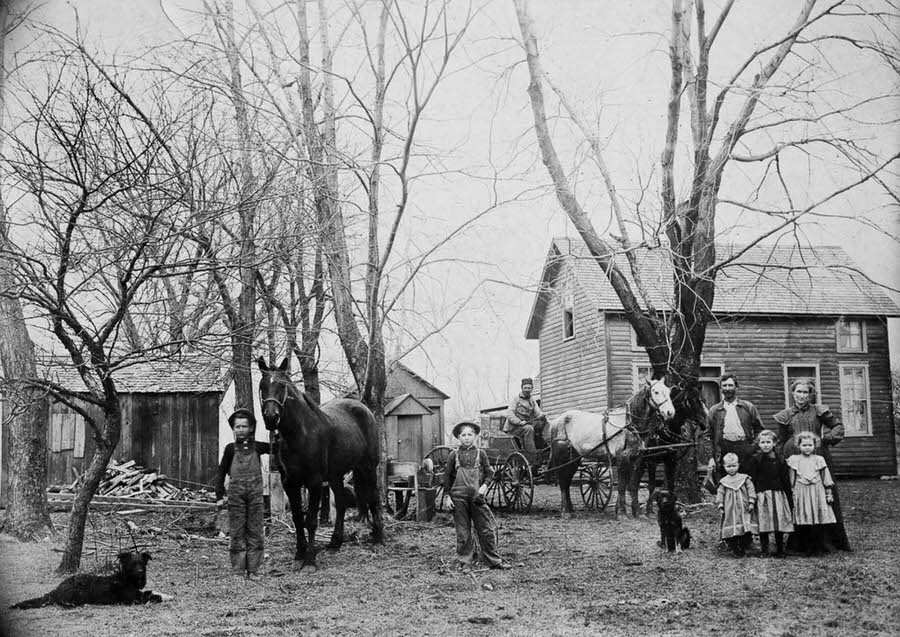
[50,460,214,503]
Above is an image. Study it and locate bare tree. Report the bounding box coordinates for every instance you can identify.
[0,0,52,540]
[512,0,899,497]
[0,42,198,571]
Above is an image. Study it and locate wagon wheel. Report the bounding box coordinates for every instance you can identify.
[485,462,504,509]
[498,452,534,513]
[579,455,613,511]
[424,446,453,511]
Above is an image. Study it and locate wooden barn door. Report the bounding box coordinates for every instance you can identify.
[397,415,423,463]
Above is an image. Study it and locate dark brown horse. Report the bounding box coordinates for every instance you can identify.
[258,358,384,572]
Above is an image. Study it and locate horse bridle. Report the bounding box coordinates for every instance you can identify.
[647,379,676,414]
[259,381,290,427]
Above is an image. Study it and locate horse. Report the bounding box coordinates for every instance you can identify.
[257,357,384,572]
[621,379,706,516]
[546,378,677,517]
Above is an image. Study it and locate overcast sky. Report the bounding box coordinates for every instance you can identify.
[7,0,899,423]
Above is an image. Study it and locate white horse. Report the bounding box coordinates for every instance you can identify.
[545,378,677,516]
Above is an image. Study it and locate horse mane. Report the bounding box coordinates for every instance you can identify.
[270,368,327,422]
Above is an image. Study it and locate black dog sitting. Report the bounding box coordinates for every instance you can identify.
[11,551,170,609]
[654,490,691,553]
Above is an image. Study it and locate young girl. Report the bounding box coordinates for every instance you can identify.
[443,421,511,570]
[214,409,271,578]
[787,431,836,556]
[746,430,794,557]
[716,452,757,557]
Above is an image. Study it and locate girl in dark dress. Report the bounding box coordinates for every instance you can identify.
[746,430,793,557]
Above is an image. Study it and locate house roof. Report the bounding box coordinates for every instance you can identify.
[384,393,434,416]
[37,355,228,394]
[526,237,900,338]
[387,362,450,400]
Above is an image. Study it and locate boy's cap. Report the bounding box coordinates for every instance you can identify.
[228,408,257,429]
[521,378,533,387]
[452,420,480,438]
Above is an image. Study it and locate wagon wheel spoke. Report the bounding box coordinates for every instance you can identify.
[579,455,613,511]
[486,473,503,508]
[596,455,613,511]
[499,452,533,513]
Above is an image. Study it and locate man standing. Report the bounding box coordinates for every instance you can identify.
[705,373,764,476]
[505,377,542,455]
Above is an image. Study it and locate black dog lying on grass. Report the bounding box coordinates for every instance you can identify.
[654,490,691,553]
[11,551,171,609]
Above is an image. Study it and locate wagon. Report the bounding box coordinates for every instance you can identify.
[423,419,614,514]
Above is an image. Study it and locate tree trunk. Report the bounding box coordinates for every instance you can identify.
[0,311,52,539]
[0,0,53,540]
[58,434,116,573]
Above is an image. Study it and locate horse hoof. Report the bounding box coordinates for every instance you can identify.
[304,563,317,574]
[560,510,572,520]
[291,560,304,572]
[326,542,342,552]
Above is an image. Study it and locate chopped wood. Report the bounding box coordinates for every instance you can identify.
[49,458,216,505]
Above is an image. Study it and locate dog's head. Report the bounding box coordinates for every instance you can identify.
[117,551,150,589]
[654,489,677,512]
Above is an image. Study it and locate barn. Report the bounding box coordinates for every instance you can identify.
[0,355,234,504]
[525,237,900,476]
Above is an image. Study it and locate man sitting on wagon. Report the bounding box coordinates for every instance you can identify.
[505,377,544,458]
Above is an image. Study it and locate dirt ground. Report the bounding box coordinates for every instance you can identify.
[1,478,898,637]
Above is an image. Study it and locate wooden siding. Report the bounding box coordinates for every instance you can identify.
[537,271,608,416]
[600,314,896,476]
[43,392,222,489]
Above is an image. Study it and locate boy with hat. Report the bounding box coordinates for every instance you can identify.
[214,408,271,578]
[443,421,512,570]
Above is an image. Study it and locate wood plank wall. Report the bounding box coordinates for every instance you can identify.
[537,274,608,416]
[43,392,222,489]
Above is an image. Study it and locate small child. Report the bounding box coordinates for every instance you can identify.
[787,431,836,556]
[214,408,271,578]
[716,452,758,557]
[443,421,512,570]
[746,430,794,557]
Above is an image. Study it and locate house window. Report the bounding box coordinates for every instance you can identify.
[840,363,871,436]
[562,272,575,340]
[783,364,821,408]
[699,364,724,408]
[633,363,652,392]
[630,325,649,351]
[836,319,866,353]
[49,401,85,458]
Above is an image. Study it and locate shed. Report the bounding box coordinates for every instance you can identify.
[385,363,450,460]
[0,355,236,504]
[384,393,434,463]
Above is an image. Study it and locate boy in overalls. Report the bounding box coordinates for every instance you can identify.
[214,409,271,578]
[443,421,512,570]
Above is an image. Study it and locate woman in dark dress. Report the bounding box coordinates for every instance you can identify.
[774,379,850,551]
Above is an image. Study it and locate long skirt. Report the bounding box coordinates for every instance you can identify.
[755,490,794,533]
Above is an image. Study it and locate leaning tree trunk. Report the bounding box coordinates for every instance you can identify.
[58,410,121,573]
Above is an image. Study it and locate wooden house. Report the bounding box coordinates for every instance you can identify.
[0,355,237,503]
[384,363,449,462]
[525,237,900,476]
